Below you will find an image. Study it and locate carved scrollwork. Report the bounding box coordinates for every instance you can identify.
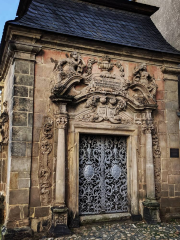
[115,62,125,77]
[0,101,9,145]
[85,58,97,76]
[43,117,53,140]
[152,128,161,158]
[41,141,52,155]
[77,95,132,124]
[39,117,53,205]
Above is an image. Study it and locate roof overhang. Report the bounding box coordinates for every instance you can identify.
[80,0,159,16]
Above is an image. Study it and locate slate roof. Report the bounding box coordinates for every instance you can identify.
[8,0,180,54]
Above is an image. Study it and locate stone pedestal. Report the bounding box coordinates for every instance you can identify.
[49,207,71,237]
[143,200,161,224]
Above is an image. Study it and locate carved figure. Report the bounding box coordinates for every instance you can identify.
[0,101,9,144]
[133,63,158,100]
[133,63,151,84]
[56,51,85,80]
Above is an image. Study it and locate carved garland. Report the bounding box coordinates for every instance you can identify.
[39,117,53,205]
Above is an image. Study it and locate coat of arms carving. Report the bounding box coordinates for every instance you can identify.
[50,52,158,124]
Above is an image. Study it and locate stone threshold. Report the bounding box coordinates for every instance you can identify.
[80,212,131,224]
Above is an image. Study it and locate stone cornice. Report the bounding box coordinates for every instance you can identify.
[161,66,180,75]
[0,29,42,81]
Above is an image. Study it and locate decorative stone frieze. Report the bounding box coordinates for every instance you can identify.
[0,101,9,145]
[39,117,54,205]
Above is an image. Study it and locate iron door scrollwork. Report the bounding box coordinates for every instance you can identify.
[79,135,128,215]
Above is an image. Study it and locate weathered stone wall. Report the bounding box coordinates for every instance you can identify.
[1,63,15,223]
[2,59,35,229]
[136,0,180,51]
[160,75,180,219]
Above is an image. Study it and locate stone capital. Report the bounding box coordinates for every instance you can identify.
[56,116,68,129]
[142,123,154,134]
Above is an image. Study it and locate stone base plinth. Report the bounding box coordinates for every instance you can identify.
[131,214,142,221]
[143,199,161,224]
[49,206,71,237]
[1,226,33,240]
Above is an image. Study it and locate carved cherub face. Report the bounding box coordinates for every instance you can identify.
[70,51,78,61]
[141,64,147,71]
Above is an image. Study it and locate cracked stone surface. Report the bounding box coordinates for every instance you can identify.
[38,221,180,240]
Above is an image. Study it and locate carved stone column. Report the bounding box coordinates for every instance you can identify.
[144,125,156,200]
[50,113,71,237]
[55,116,67,206]
[142,116,161,223]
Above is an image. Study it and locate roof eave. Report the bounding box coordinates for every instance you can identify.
[81,0,159,16]
[16,0,32,18]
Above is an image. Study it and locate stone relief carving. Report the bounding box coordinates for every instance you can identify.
[39,117,53,205]
[152,127,161,199]
[55,51,85,81]
[76,95,133,124]
[56,116,68,129]
[55,213,67,225]
[133,63,157,100]
[50,52,158,126]
[115,62,125,77]
[0,101,9,145]
[152,128,161,158]
[85,58,97,76]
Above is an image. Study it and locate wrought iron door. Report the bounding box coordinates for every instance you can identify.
[79,134,128,215]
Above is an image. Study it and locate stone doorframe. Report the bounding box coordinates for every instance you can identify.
[67,123,139,224]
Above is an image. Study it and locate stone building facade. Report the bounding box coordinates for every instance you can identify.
[0,0,180,238]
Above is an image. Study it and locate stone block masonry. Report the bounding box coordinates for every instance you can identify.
[6,58,35,229]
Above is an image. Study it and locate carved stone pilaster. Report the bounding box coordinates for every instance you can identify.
[39,117,53,205]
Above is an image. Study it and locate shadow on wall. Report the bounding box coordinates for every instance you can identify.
[0,194,4,224]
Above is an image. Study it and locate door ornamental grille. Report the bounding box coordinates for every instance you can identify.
[79,134,128,215]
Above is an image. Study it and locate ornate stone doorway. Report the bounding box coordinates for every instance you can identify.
[79,134,128,216]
